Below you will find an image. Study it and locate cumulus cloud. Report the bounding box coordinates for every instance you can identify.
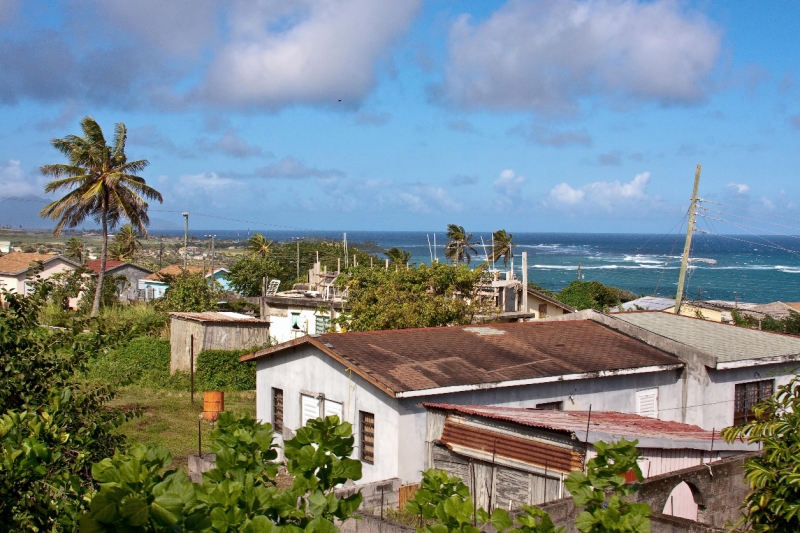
[494,169,526,196]
[547,172,651,211]
[0,159,38,197]
[255,157,345,180]
[438,0,721,112]
[176,172,242,195]
[356,112,392,126]
[396,184,463,214]
[725,183,750,197]
[198,130,264,158]
[199,0,421,108]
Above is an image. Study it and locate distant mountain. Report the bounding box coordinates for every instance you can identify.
[0,196,54,230]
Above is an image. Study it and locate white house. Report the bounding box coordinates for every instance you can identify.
[243,319,686,485]
[0,252,80,303]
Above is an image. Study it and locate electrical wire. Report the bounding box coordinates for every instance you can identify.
[652,213,687,297]
[699,206,800,234]
[699,199,800,224]
[696,213,800,241]
[694,229,800,258]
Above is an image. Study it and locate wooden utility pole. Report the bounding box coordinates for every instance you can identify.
[675,164,702,315]
[182,212,189,270]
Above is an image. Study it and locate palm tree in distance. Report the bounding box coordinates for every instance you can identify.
[40,116,162,316]
[247,233,274,257]
[444,223,478,265]
[64,237,85,264]
[113,223,142,261]
[384,247,412,265]
[489,229,516,267]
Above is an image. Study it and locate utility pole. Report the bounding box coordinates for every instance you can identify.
[295,237,301,279]
[205,234,216,283]
[182,212,189,270]
[158,239,164,270]
[521,252,528,312]
[675,164,702,315]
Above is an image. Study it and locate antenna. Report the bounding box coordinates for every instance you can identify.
[433,234,438,262]
[427,234,433,263]
[675,164,702,314]
[480,236,490,269]
[343,233,348,268]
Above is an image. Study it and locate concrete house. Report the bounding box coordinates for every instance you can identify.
[84,260,152,302]
[424,403,752,516]
[242,319,686,485]
[0,252,79,303]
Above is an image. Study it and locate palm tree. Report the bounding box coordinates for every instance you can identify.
[247,233,274,258]
[64,237,85,264]
[40,116,162,316]
[113,223,142,261]
[489,229,516,267]
[384,247,412,265]
[444,224,478,265]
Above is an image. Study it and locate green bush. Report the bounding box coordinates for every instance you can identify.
[85,336,187,390]
[196,348,256,391]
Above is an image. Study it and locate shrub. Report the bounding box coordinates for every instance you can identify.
[84,336,187,390]
[196,348,257,391]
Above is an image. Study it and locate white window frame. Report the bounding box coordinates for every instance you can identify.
[636,388,659,418]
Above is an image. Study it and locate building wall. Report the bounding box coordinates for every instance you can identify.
[170,318,272,374]
[524,294,570,318]
[255,346,400,484]
[265,304,332,344]
[170,319,205,374]
[108,265,152,302]
[0,258,77,300]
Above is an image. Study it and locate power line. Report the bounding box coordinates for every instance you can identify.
[696,213,800,241]
[700,206,800,234]
[147,209,321,233]
[699,199,800,224]
[694,228,800,259]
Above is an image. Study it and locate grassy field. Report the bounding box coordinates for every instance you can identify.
[112,387,257,471]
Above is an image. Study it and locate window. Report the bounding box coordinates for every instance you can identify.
[536,401,563,410]
[291,312,301,330]
[301,394,320,426]
[272,388,284,433]
[734,380,774,425]
[636,389,658,418]
[324,399,343,420]
[315,315,331,334]
[360,411,375,464]
[538,304,548,317]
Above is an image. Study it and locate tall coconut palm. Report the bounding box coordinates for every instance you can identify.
[384,247,412,265]
[40,116,162,316]
[247,233,274,258]
[113,223,142,261]
[64,237,85,264]
[444,223,478,265]
[489,229,516,267]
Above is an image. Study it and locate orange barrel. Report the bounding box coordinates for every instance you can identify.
[203,391,224,421]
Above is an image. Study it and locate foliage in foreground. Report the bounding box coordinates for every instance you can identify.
[723,374,800,532]
[196,348,261,391]
[80,412,363,533]
[407,439,650,533]
[556,281,637,312]
[0,283,134,532]
[334,262,494,331]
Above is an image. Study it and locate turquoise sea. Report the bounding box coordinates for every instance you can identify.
[167,230,800,304]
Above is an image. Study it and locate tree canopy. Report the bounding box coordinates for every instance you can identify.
[556,280,637,311]
[445,224,478,265]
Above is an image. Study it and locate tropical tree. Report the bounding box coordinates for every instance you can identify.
[39,116,162,316]
[112,223,142,261]
[64,236,85,264]
[247,233,274,258]
[444,224,478,265]
[384,247,412,265]
[489,229,516,267]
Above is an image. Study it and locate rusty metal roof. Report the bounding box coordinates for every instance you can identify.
[425,403,724,445]
[242,320,683,397]
[169,312,267,324]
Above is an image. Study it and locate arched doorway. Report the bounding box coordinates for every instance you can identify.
[662,481,700,521]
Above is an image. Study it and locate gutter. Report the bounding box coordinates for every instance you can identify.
[716,353,800,369]
[395,363,684,398]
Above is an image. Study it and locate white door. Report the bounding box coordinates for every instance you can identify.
[301,394,320,426]
[324,400,343,421]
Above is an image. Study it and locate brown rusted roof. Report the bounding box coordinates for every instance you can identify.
[0,252,77,275]
[426,403,716,442]
[242,320,683,397]
[85,260,126,273]
[169,312,268,324]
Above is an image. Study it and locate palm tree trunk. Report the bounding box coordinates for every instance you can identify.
[91,204,108,317]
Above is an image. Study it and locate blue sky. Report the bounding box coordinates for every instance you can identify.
[0,0,799,233]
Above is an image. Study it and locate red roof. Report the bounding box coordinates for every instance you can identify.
[424,403,716,442]
[85,260,126,273]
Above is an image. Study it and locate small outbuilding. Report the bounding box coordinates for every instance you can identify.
[169,312,271,374]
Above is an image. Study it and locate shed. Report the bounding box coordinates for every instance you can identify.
[169,312,271,374]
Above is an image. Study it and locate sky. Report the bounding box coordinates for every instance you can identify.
[0,0,799,233]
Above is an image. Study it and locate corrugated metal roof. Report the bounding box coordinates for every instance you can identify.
[244,320,683,396]
[612,296,676,312]
[613,311,800,364]
[85,260,126,273]
[426,403,715,442]
[169,312,265,323]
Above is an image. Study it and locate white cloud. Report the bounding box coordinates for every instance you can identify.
[0,160,38,197]
[548,172,651,211]
[397,184,463,214]
[176,172,242,195]
[255,157,345,180]
[199,130,263,158]
[494,169,526,196]
[725,183,750,196]
[200,0,421,108]
[440,0,721,112]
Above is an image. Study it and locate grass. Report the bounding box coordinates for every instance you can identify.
[112,387,257,472]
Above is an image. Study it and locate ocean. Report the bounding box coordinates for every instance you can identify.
[161,230,800,304]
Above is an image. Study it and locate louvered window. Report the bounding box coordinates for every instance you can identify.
[301,394,320,426]
[272,388,283,433]
[324,399,343,421]
[636,389,658,418]
[315,315,331,334]
[734,380,773,425]
[360,411,375,464]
